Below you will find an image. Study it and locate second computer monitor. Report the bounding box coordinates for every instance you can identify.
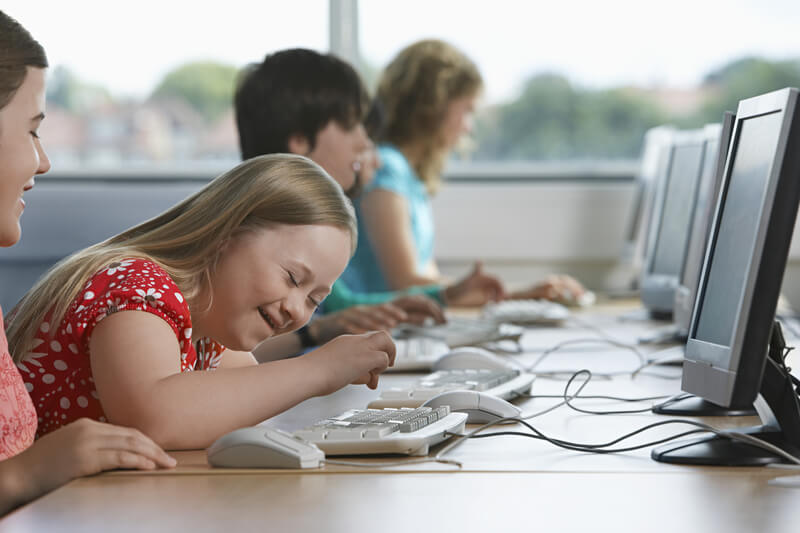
[673,113,735,337]
[640,128,717,315]
[621,126,675,282]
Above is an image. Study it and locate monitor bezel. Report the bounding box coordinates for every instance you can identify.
[684,88,800,407]
[623,127,676,275]
[640,128,714,313]
[674,114,736,335]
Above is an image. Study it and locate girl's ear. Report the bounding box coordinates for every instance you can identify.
[287,133,312,156]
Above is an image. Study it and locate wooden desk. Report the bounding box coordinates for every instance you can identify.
[4,304,800,532]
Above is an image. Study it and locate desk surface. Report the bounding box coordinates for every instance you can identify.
[4,302,800,532]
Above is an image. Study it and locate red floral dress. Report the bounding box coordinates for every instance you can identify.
[17,259,225,437]
[0,307,37,459]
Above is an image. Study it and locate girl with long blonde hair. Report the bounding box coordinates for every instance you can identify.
[8,151,395,451]
[342,39,586,304]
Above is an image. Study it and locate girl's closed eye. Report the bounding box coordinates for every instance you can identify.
[287,271,300,287]
[30,130,40,139]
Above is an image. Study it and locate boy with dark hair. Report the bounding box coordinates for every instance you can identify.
[236,49,450,357]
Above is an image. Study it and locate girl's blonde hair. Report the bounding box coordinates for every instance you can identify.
[374,39,482,193]
[7,154,356,362]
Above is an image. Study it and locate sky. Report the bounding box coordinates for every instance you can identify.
[5,0,800,104]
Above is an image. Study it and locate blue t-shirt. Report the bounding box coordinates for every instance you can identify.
[342,145,436,293]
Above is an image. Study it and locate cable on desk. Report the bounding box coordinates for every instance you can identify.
[559,370,670,415]
[322,456,462,469]
[433,370,595,461]
[521,369,671,415]
[522,337,683,381]
[441,416,800,464]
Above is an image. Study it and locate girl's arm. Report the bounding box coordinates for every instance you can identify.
[359,188,439,290]
[89,311,395,450]
[323,279,444,313]
[359,188,506,306]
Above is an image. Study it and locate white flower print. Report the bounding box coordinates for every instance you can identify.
[132,288,164,308]
[104,260,135,276]
[104,297,124,316]
[17,346,49,373]
[195,338,223,370]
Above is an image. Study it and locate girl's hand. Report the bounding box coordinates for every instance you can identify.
[28,418,176,489]
[1,418,176,513]
[307,331,396,395]
[389,294,446,325]
[443,262,506,307]
[509,274,586,304]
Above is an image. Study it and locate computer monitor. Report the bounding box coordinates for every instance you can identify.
[652,87,800,466]
[640,128,716,315]
[620,126,675,286]
[673,113,735,337]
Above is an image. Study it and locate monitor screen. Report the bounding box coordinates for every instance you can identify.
[673,116,734,336]
[650,143,706,277]
[622,127,674,271]
[692,112,783,348]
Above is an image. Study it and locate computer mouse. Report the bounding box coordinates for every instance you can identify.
[422,390,522,424]
[207,426,324,469]
[432,347,514,371]
[558,290,596,308]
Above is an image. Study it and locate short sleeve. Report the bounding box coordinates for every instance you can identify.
[368,146,414,196]
[71,259,195,364]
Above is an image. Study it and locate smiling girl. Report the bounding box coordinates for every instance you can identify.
[0,10,176,514]
[7,151,394,450]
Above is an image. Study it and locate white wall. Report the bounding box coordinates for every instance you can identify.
[431,179,638,292]
[432,178,800,311]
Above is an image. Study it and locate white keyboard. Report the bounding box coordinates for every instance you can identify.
[393,317,524,348]
[292,407,467,456]
[389,337,451,372]
[368,368,535,409]
[482,299,570,325]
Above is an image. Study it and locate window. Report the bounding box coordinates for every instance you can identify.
[6,0,327,171]
[6,0,800,171]
[360,0,800,162]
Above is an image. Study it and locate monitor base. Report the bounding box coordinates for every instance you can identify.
[652,321,800,466]
[651,427,800,466]
[652,394,756,416]
[617,307,672,323]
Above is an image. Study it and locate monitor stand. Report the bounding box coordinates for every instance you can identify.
[651,394,756,416]
[617,308,672,323]
[652,322,800,465]
[638,325,687,345]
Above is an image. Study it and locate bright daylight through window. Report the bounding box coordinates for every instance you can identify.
[5,0,800,172]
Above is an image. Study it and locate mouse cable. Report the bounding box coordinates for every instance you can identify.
[523,337,679,380]
[524,369,670,417]
[520,369,673,415]
[559,369,672,415]
[564,314,637,344]
[525,337,647,373]
[433,370,596,461]
[530,368,680,381]
[441,416,800,465]
[321,456,462,469]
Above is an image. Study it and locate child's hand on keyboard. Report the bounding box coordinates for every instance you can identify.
[308,331,397,394]
[311,303,409,339]
[443,261,507,307]
[509,274,588,305]
[389,295,446,325]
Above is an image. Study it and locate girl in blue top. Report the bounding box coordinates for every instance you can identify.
[344,39,585,305]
